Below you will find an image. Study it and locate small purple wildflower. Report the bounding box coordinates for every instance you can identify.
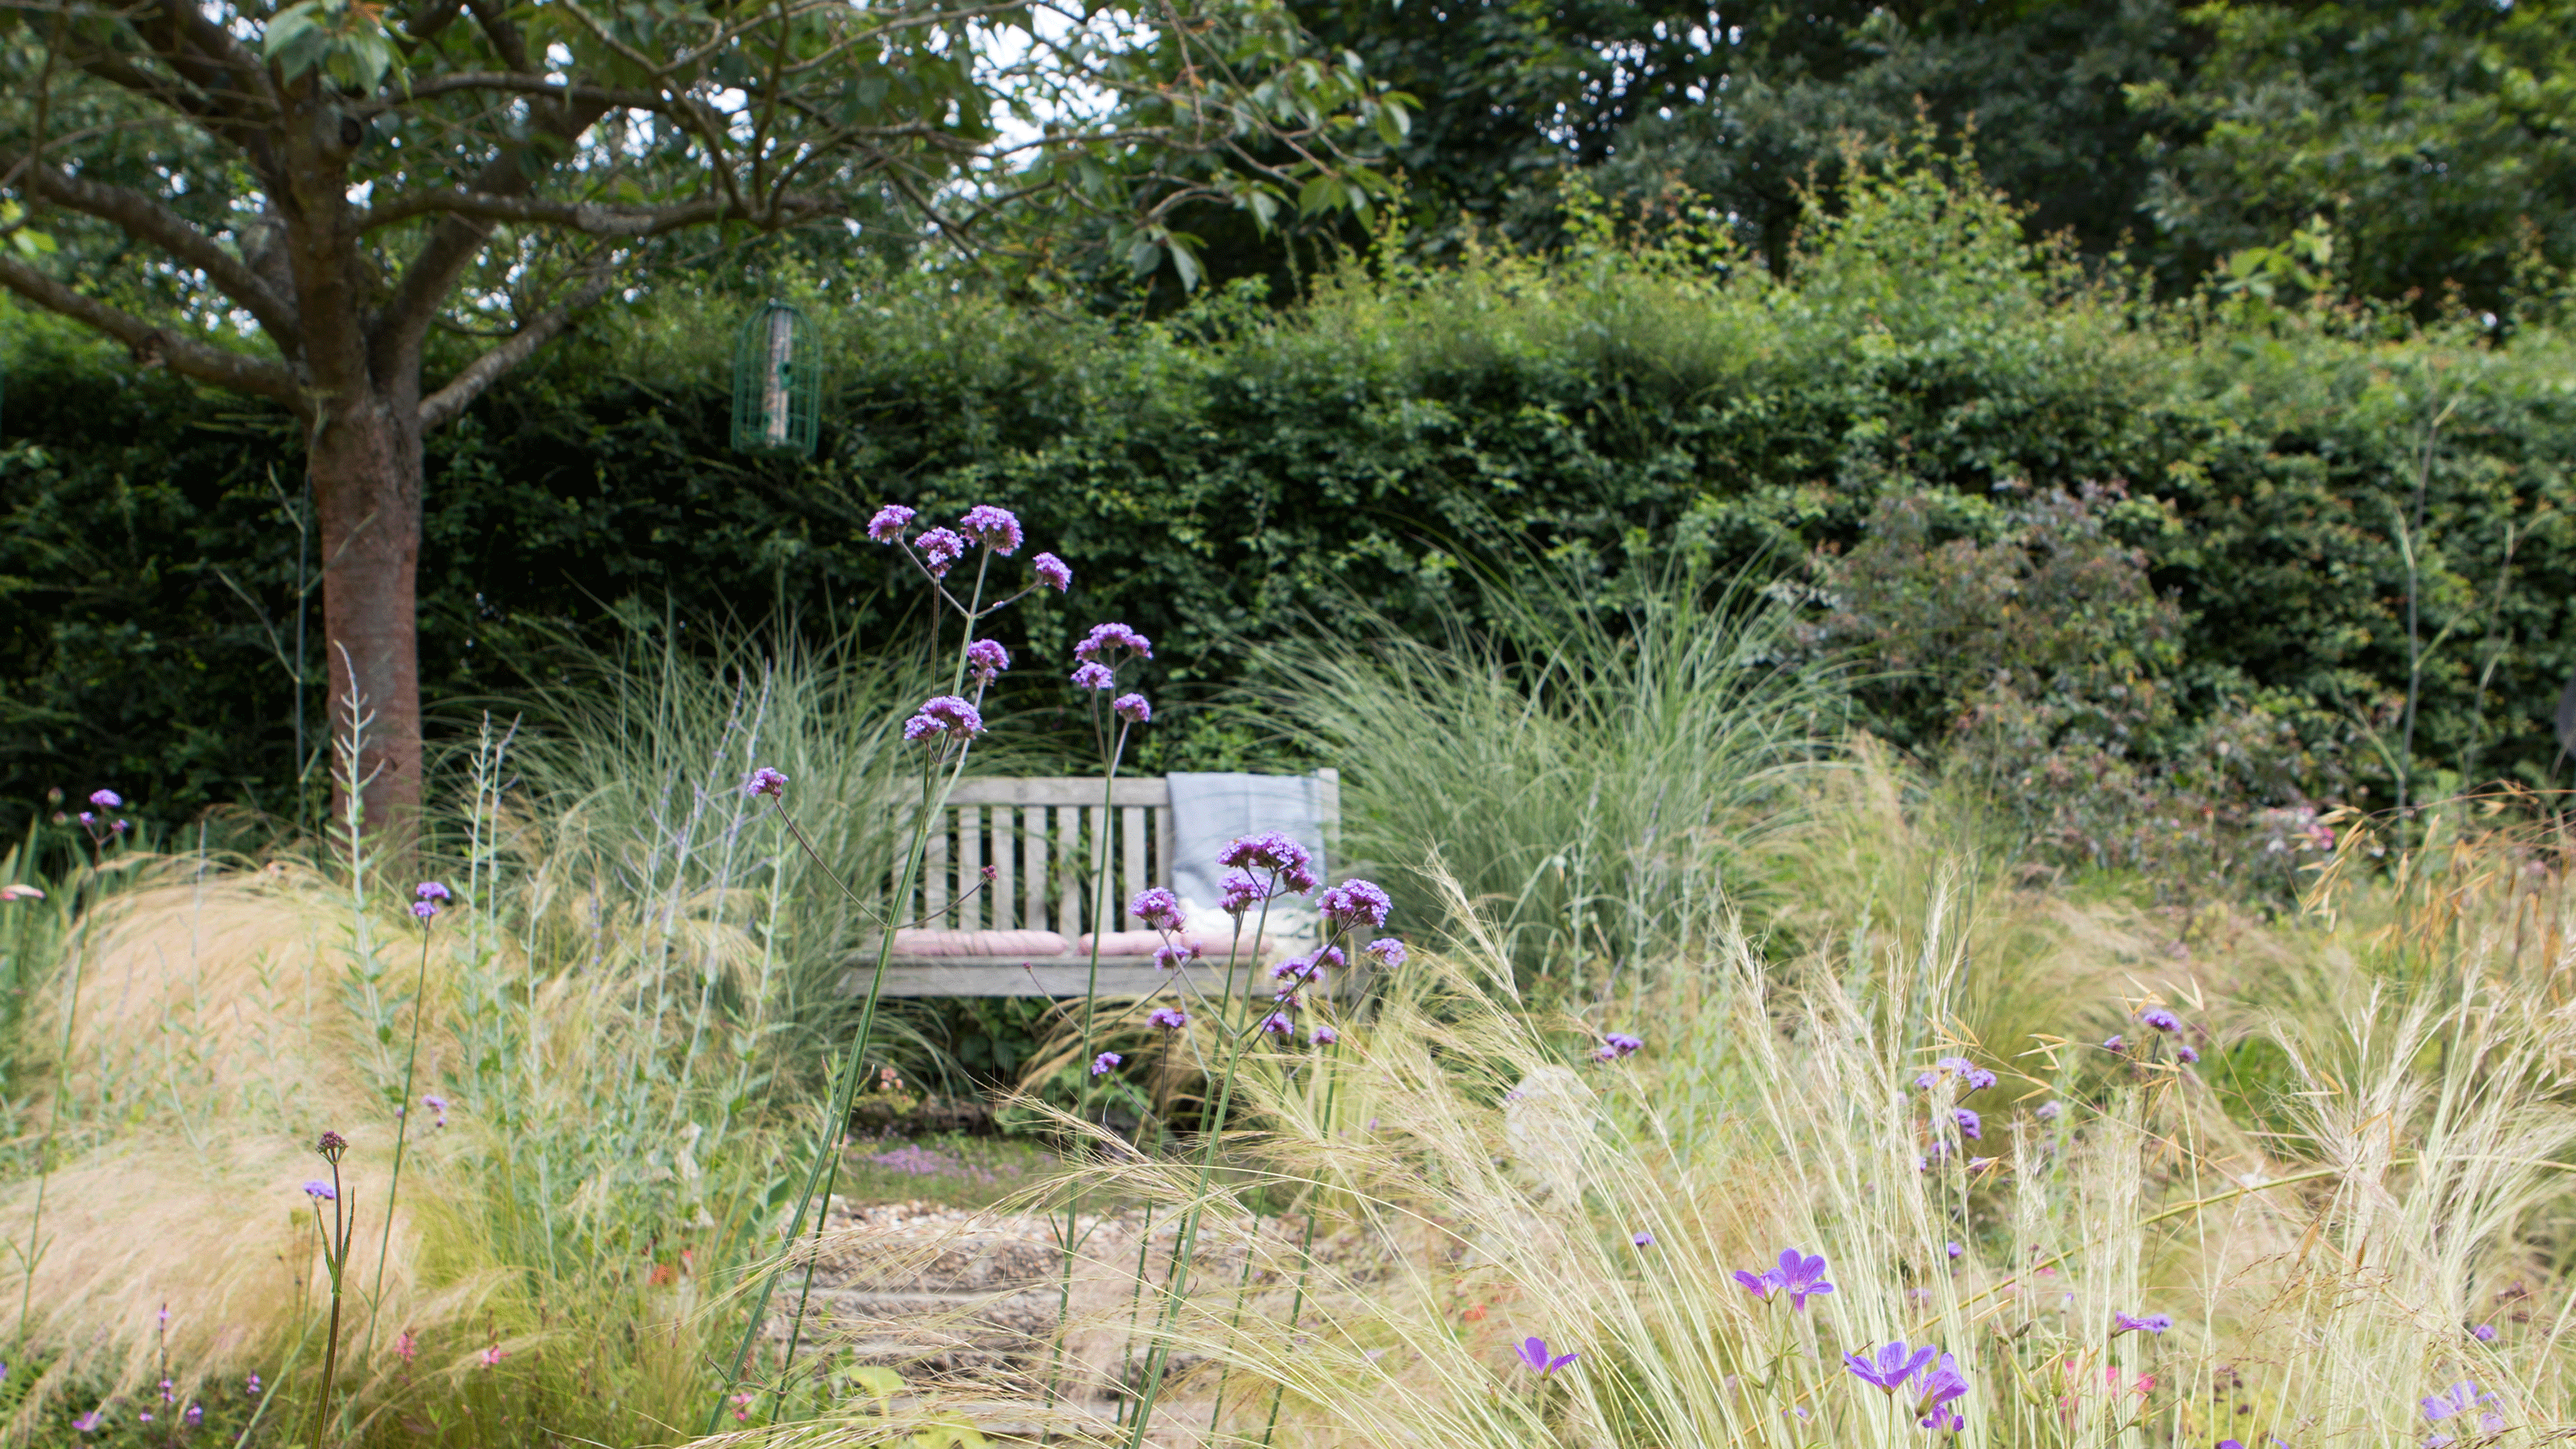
[1113,693,1151,724]
[867,504,917,542]
[1073,622,1153,664]
[1953,1108,1982,1140]
[72,1409,102,1434]
[964,638,1011,683]
[1257,1012,1294,1036]
[112,819,127,834]
[303,1179,336,1200]
[902,696,985,741]
[1845,1340,1938,1393]
[1148,1005,1190,1030]
[1946,1241,1964,1259]
[1130,887,1184,931]
[1769,1249,1835,1309]
[2036,1100,2063,1121]
[1091,1051,1121,1076]
[957,505,1023,554]
[914,527,967,577]
[246,1374,261,1397]
[2112,1312,2173,1335]
[2139,1007,2182,1034]
[1317,879,1393,931]
[1071,662,1117,691]
[1914,1354,1970,1423]
[1220,831,1312,875]
[411,901,438,920]
[2473,1323,2498,1341]
[415,881,451,903]
[1365,938,1407,968]
[745,766,788,798]
[1632,1230,1655,1248]
[1032,552,1072,592]
[185,1405,202,1426]
[1513,1337,1578,1375]
[2176,1043,2201,1065]
[1153,942,1201,970]
[1309,1023,1339,1046]
[1217,870,1267,914]
[2103,1035,2126,1053]
[1604,1032,1644,1057]
[2422,1381,2496,1438]
[89,789,121,809]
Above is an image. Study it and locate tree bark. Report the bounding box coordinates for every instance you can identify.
[310,381,425,840]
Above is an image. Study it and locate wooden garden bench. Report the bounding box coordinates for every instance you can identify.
[852,770,1340,997]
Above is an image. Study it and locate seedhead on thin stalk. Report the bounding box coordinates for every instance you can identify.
[305,1131,357,1449]
[709,502,1064,1434]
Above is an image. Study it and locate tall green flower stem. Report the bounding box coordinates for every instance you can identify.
[363,914,437,1358]
[1257,1034,1344,1449]
[1120,886,1283,1449]
[708,514,1047,1433]
[306,1134,356,1449]
[1041,688,1146,1419]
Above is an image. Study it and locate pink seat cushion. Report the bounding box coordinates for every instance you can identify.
[889,929,1068,958]
[1073,931,1265,959]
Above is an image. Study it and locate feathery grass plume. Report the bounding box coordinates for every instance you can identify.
[1249,556,1841,992]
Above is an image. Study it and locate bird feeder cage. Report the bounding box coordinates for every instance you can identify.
[729,299,819,458]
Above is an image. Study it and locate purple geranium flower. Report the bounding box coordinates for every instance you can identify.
[914,527,967,578]
[1091,1051,1122,1076]
[1513,1337,1578,1375]
[1769,1249,1835,1309]
[1129,887,1184,931]
[744,766,788,798]
[2113,1312,2173,1335]
[867,504,917,542]
[965,638,1010,683]
[1946,1241,1964,1259]
[902,696,985,741]
[2422,1382,2494,1423]
[1113,693,1151,724]
[957,505,1023,554]
[1032,552,1071,592]
[1953,1108,1982,1140]
[1845,1340,1938,1393]
[1317,879,1393,931]
[1148,1006,1190,1030]
[1913,1353,1970,1419]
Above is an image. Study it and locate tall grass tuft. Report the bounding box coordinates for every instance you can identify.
[1251,562,1842,994]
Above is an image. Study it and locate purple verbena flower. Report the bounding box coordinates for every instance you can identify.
[1153,942,1201,970]
[246,1375,261,1396]
[1947,1241,1965,1259]
[1953,1108,1982,1140]
[316,1130,346,1158]
[89,789,121,809]
[1148,1005,1190,1030]
[902,696,985,742]
[964,638,1011,684]
[914,527,967,578]
[1217,870,1267,915]
[423,1093,449,1127]
[1604,1032,1644,1057]
[2036,1100,2063,1121]
[1129,887,1184,932]
[303,1180,336,1200]
[1220,831,1311,875]
[1365,938,1407,968]
[2103,1034,2126,1053]
[1032,553,1072,592]
[2138,1007,2182,1034]
[957,505,1023,555]
[1632,1230,1655,1248]
[867,504,917,543]
[415,881,450,902]
[112,820,128,834]
[1309,1024,1339,1046]
[1257,1012,1295,1036]
[2473,1323,2498,1342]
[2112,1312,2173,1335]
[1317,879,1393,931]
[186,1405,202,1426]
[1845,1340,1938,1393]
[1113,693,1151,724]
[411,902,439,921]
[2176,1043,2201,1064]
[1091,1051,1122,1076]
[1071,662,1117,691]
[744,766,789,798]
[1513,1337,1578,1375]
[1073,622,1153,664]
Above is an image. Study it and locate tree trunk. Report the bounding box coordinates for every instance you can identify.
[310,383,425,843]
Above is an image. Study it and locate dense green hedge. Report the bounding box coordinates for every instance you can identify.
[7,164,2576,838]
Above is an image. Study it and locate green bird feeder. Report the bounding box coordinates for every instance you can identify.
[730,299,819,458]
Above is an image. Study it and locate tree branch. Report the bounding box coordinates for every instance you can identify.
[360,187,839,236]
[417,270,616,430]
[0,147,299,338]
[0,252,302,407]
